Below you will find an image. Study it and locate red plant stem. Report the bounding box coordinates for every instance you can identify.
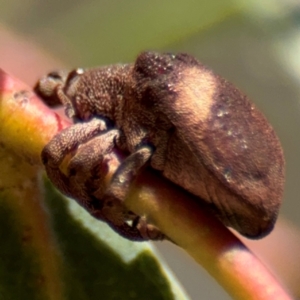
[0,69,70,164]
[127,170,291,299]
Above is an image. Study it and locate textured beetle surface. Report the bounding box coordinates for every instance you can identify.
[36,51,285,241]
[41,121,165,241]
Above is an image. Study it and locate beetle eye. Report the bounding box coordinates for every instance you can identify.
[48,71,63,80]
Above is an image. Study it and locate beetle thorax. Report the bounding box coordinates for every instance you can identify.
[66,64,134,123]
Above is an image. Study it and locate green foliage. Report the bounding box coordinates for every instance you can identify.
[0,178,188,300]
[0,0,236,65]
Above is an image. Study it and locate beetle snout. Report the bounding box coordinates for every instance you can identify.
[34,70,69,107]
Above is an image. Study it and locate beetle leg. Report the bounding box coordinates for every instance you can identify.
[56,85,76,119]
[70,141,165,241]
[42,117,107,166]
[41,117,107,197]
[107,216,165,241]
[103,146,153,201]
[133,216,165,240]
[67,130,120,209]
[92,205,165,241]
[96,146,165,240]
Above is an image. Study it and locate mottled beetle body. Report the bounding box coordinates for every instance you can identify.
[36,52,285,240]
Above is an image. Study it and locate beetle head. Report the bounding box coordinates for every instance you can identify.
[35,68,88,119]
[34,70,70,107]
[65,65,132,122]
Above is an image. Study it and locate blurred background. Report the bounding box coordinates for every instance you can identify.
[1,0,300,299]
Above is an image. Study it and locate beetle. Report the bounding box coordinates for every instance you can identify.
[35,51,285,241]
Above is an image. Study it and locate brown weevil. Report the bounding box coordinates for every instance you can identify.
[35,51,285,241]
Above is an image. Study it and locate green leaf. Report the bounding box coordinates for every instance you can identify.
[0,175,189,300]
[43,179,188,300]
[0,0,237,65]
